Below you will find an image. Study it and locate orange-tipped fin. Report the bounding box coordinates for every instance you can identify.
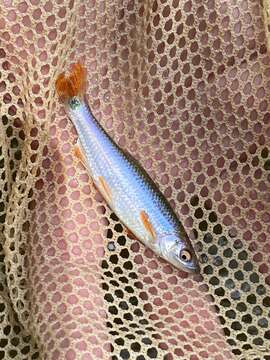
[140,210,156,241]
[55,62,87,100]
[98,176,113,203]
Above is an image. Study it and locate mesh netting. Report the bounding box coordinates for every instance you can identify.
[0,0,269,359]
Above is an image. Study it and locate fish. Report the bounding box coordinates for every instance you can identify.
[55,63,200,273]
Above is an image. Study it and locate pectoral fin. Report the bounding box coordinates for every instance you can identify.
[140,210,156,242]
[126,228,137,239]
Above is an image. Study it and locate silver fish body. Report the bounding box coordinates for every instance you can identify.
[66,96,199,273]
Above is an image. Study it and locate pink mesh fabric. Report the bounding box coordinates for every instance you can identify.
[0,0,269,359]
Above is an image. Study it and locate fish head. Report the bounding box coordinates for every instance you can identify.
[158,232,200,273]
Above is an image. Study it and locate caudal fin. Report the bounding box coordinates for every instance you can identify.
[55,63,87,100]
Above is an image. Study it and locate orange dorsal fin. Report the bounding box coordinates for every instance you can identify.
[55,62,87,100]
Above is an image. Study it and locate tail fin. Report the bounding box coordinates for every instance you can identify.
[55,63,87,100]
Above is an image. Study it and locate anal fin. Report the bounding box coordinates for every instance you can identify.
[73,140,88,169]
[97,176,113,204]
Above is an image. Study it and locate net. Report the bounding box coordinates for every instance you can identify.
[0,0,269,359]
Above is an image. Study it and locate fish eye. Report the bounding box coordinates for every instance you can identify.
[179,249,192,262]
